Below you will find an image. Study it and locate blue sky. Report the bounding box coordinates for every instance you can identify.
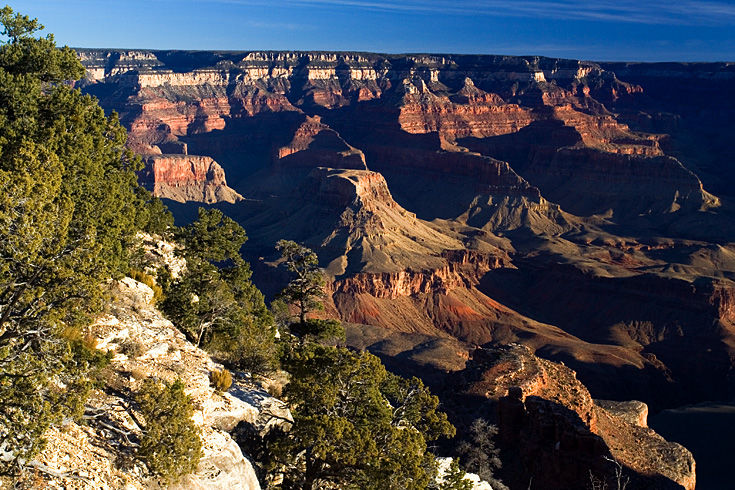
[9,0,735,61]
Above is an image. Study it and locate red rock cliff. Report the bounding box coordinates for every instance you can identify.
[139,155,242,204]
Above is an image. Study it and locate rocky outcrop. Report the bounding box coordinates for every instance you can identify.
[520,147,717,219]
[597,62,735,201]
[30,276,289,490]
[462,345,695,490]
[140,154,243,203]
[275,116,367,170]
[595,400,649,428]
[477,254,735,405]
[240,166,467,278]
[331,249,508,299]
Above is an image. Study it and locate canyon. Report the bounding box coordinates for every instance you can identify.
[79,50,735,489]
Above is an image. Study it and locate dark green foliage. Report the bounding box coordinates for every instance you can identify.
[288,318,345,345]
[140,193,174,237]
[159,208,277,373]
[135,378,202,481]
[0,6,157,473]
[438,459,473,490]
[175,207,246,263]
[270,344,455,490]
[276,240,326,326]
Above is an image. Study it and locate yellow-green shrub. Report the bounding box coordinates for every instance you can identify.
[128,269,164,304]
[209,368,233,393]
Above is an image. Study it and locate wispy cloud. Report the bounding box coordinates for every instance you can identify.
[245,20,306,31]
[199,0,735,26]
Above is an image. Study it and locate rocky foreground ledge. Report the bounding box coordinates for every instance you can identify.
[19,276,289,490]
[11,250,493,490]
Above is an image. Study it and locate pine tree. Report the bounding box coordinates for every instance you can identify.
[276,240,326,326]
[159,208,277,372]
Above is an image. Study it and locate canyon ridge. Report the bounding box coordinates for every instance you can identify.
[78,50,735,489]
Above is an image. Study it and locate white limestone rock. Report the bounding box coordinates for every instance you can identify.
[169,428,261,490]
[30,273,285,490]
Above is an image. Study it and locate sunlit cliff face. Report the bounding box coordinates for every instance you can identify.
[80,50,735,420]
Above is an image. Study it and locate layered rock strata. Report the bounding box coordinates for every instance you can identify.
[79,49,735,412]
[139,154,243,204]
[275,116,367,170]
[79,49,717,220]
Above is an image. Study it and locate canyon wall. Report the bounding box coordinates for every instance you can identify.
[139,154,243,203]
[80,49,735,408]
[76,49,735,489]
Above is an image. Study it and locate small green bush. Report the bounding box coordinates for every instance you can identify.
[210,368,233,392]
[128,269,164,304]
[438,459,473,490]
[135,378,202,481]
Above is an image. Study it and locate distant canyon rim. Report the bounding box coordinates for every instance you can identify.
[78,49,735,489]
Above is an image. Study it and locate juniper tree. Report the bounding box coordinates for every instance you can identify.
[135,378,202,481]
[159,208,277,372]
[270,344,455,490]
[0,6,153,473]
[438,459,473,490]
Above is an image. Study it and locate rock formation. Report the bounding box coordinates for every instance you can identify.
[457,345,695,490]
[275,115,367,171]
[78,51,735,447]
[140,154,243,203]
[25,272,289,490]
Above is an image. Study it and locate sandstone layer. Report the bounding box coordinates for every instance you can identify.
[140,154,243,204]
[80,50,735,413]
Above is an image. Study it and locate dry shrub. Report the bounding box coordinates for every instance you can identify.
[130,367,149,381]
[58,326,97,350]
[119,339,143,359]
[266,382,282,399]
[128,269,164,304]
[210,368,233,393]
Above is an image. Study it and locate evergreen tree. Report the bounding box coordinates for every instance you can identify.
[438,459,473,490]
[135,378,202,481]
[0,6,152,473]
[276,240,326,326]
[159,208,277,372]
[271,344,455,490]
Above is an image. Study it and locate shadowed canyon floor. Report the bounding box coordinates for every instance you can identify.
[79,50,735,489]
[650,403,735,490]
